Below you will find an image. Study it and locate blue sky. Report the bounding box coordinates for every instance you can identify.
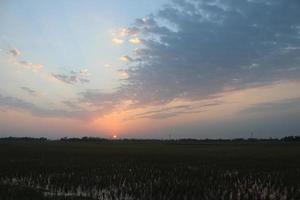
[0,0,300,139]
[0,0,167,91]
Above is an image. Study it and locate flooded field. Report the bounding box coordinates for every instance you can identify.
[0,140,299,199]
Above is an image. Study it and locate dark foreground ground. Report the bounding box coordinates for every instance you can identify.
[0,140,299,200]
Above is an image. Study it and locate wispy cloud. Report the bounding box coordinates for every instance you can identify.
[112,27,139,38]
[112,38,124,44]
[62,100,79,109]
[16,60,43,72]
[20,87,38,96]
[241,97,300,114]
[52,69,90,84]
[111,27,142,45]
[79,90,120,106]
[129,101,222,120]
[7,48,43,72]
[8,48,21,57]
[0,92,120,120]
[129,37,142,44]
[0,94,86,119]
[117,70,129,79]
[120,55,133,62]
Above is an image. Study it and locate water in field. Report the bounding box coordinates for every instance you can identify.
[1,142,300,199]
[1,166,300,199]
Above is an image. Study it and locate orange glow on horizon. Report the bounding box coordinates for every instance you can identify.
[86,80,300,138]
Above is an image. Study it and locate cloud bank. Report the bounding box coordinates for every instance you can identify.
[107,0,300,108]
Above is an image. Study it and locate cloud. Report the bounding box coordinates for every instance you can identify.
[20,87,38,96]
[129,37,142,44]
[129,101,222,120]
[8,48,21,57]
[117,70,129,79]
[79,90,120,106]
[120,55,133,62]
[79,68,89,74]
[108,0,300,108]
[16,60,43,72]
[113,27,140,38]
[112,38,124,44]
[132,105,195,119]
[241,97,300,114]
[62,100,79,109]
[111,28,143,45]
[52,69,90,84]
[0,94,87,119]
[6,48,44,72]
[0,92,121,121]
[78,0,300,121]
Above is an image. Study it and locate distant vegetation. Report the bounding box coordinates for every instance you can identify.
[1,135,300,142]
[0,137,299,199]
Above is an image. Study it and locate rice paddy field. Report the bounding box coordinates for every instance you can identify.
[0,140,299,200]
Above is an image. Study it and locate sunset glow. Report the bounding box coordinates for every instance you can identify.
[1,1,300,200]
[1,0,300,139]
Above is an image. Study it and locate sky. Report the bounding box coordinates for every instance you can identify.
[0,0,300,139]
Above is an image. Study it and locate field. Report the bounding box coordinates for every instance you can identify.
[0,140,300,200]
